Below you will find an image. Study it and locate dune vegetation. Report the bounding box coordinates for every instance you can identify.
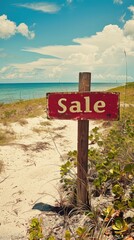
[0,97,46,124]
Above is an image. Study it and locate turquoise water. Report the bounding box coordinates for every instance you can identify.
[0,82,123,103]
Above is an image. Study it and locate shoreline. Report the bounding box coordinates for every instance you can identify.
[0,82,125,104]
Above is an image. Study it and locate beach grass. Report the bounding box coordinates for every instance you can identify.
[0,128,15,145]
[108,82,134,104]
[0,160,4,174]
[0,97,46,124]
[112,82,134,118]
[0,98,46,145]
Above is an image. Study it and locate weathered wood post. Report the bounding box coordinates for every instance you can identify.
[77,72,91,207]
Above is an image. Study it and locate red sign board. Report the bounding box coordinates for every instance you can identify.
[47,92,120,120]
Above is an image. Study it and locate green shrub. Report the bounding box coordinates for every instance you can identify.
[28,218,44,240]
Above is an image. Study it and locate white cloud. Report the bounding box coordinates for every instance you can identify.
[0,15,35,39]
[1,22,134,82]
[128,5,134,19]
[17,2,61,13]
[0,58,65,80]
[114,0,123,4]
[22,24,134,82]
[73,25,124,51]
[17,23,35,39]
[12,58,61,72]
[94,73,133,81]
[0,66,10,74]
[0,15,16,39]
[123,20,134,39]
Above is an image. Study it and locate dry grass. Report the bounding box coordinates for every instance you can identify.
[108,82,134,120]
[40,121,52,127]
[20,141,50,152]
[108,82,134,104]
[0,160,4,174]
[0,97,46,124]
[18,118,28,126]
[0,128,15,145]
[53,133,64,140]
[53,125,67,131]
[32,127,47,134]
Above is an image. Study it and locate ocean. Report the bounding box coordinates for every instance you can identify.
[0,82,123,103]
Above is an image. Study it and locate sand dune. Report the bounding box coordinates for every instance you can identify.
[0,114,97,239]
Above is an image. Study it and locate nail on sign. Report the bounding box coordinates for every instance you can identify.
[47,92,120,120]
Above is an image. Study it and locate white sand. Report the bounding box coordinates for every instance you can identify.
[0,115,96,240]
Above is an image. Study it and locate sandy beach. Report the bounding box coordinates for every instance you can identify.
[0,113,96,239]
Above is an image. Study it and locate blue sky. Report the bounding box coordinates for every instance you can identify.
[0,0,134,83]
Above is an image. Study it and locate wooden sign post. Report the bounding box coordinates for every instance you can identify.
[77,72,91,207]
[47,72,120,207]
